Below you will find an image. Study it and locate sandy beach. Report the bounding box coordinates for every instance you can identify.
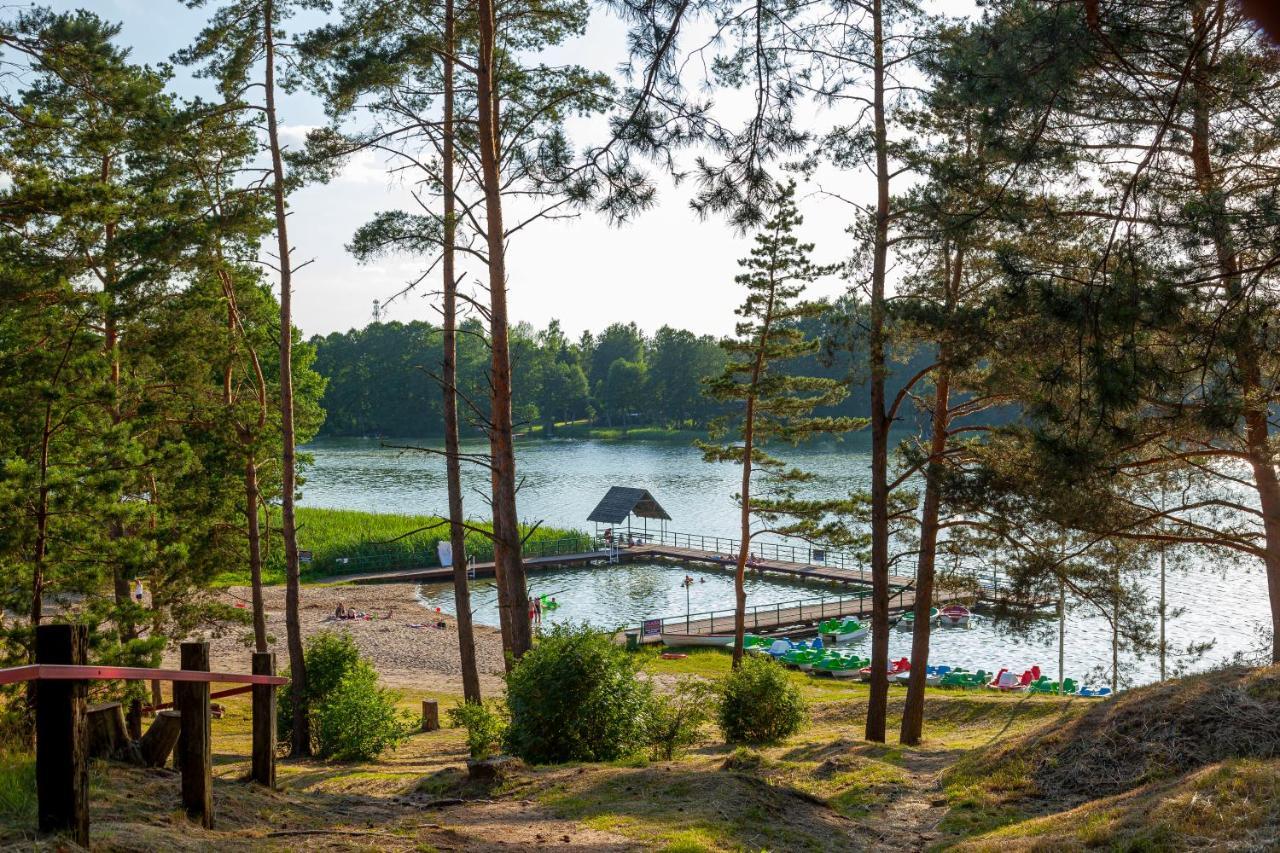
[164,583,508,692]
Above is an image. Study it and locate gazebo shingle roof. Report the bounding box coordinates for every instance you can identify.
[587,486,671,524]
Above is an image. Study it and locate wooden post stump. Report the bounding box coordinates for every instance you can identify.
[126,698,143,741]
[251,652,276,788]
[176,641,213,828]
[421,699,440,732]
[139,710,182,768]
[86,702,128,759]
[35,623,89,847]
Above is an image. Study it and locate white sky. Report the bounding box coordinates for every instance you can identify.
[51,1,879,340]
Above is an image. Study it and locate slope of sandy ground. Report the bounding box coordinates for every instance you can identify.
[163,583,507,693]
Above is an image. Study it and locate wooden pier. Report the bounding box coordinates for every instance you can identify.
[336,539,913,590]
[644,587,918,641]
[333,528,1051,610]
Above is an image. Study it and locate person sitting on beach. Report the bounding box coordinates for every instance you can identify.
[346,607,357,619]
[335,602,347,619]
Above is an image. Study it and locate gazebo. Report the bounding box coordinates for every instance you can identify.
[587,486,671,545]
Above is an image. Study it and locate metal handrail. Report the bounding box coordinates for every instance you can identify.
[619,527,867,583]
[650,583,911,635]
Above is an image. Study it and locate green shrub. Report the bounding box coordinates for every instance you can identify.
[646,679,715,760]
[718,655,805,744]
[279,631,411,760]
[278,632,363,744]
[313,662,414,761]
[447,701,508,759]
[504,624,651,763]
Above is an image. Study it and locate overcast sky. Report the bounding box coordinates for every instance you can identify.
[49,0,876,340]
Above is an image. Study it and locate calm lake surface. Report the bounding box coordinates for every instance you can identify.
[303,435,1272,687]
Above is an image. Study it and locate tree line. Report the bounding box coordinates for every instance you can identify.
[308,309,937,438]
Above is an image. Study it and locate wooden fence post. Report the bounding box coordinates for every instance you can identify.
[126,698,143,741]
[421,699,440,732]
[251,652,276,788]
[177,641,213,828]
[35,623,89,847]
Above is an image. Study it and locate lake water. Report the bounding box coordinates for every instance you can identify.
[303,435,1273,687]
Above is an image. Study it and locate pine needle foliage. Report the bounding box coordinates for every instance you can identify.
[699,182,866,663]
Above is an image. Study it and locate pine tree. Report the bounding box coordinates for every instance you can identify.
[701,183,863,666]
[178,0,329,754]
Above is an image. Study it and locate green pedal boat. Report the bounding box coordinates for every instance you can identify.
[818,618,869,644]
[810,650,871,678]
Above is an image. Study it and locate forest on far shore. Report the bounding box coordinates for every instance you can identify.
[309,301,937,439]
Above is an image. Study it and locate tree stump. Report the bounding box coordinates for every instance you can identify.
[138,710,182,768]
[421,699,440,732]
[466,756,521,784]
[86,702,128,760]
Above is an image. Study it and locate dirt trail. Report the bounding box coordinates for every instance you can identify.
[866,749,957,851]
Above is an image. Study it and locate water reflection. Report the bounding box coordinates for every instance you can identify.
[306,436,1273,686]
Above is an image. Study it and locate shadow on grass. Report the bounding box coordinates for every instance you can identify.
[538,764,868,852]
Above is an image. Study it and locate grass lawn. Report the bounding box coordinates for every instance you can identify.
[4,653,1275,851]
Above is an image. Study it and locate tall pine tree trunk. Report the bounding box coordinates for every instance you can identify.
[901,242,960,745]
[101,153,137,645]
[865,0,891,744]
[900,360,950,745]
[245,456,267,653]
[1186,14,1280,662]
[264,0,309,755]
[476,0,531,660]
[443,0,483,701]
[732,392,757,668]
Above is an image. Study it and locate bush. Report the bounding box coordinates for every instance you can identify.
[448,701,508,759]
[504,624,651,763]
[646,679,715,760]
[278,631,364,743]
[313,661,415,761]
[279,631,412,760]
[718,655,805,744]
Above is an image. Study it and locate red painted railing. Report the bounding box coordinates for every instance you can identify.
[0,663,287,686]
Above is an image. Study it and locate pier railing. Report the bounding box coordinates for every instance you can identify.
[618,528,867,583]
[649,585,911,636]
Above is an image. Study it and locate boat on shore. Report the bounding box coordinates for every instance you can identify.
[659,633,734,647]
[812,651,871,678]
[858,657,911,682]
[940,669,989,689]
[939,604,972,628]
[987,666,1041,692]
[894,665,952,686]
